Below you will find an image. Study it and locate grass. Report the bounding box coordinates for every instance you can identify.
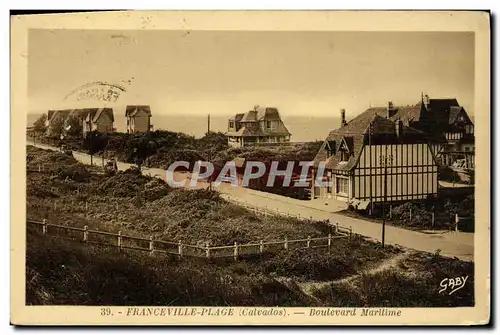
[25,145,475,307]
[311,251,474,307]
[26,232,317,306]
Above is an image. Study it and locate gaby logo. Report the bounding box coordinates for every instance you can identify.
[439,276,469,295]
[165,161,329,188]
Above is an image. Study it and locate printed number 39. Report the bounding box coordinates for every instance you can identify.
[101,308,112,316]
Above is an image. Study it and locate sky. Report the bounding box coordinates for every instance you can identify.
[28,30,475,119]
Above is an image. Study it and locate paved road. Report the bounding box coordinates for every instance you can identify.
[27,141,474,261]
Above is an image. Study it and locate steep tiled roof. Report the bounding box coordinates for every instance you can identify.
[314,109,428,171]
[47,110,56,122]
[48,110,71,122]
[229,113,245,122]
[240,107,282,122]
[448,106,466,124]
[69,109,91,119]
[125,105,151,117]
[85,108,114,123]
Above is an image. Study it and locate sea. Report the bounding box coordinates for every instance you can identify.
[27,114,339,142]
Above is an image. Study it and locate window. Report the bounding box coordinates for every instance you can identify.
[266,121,272,129]
[340,150,349,162]
[336,177,349,195]
[229,121,235,129]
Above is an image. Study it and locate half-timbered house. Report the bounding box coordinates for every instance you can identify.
[367,94,475,169]
[312,105,439,208]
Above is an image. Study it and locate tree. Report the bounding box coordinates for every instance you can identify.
[84,131,106,155]
[64,114,83,137]
[48,114,65,138]
[32,114,47,134]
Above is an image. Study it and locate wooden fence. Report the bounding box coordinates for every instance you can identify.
[27,219,351,261]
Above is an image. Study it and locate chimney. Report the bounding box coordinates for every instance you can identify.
[340,109,346,127]
[423,94,430,108]
[395,119,403,137]
[387,101,394,118]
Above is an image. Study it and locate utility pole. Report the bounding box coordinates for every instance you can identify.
[382,155,388,247]
[380,150,392,248]
[208,149,212,191]
[369,120,374,215]
[207,113,212,191]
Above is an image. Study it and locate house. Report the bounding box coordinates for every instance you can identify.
[125,105,152,133]
[46,109,71,137]
[62,109,91,136]
[371,94,475,169]
[311,104,439,208]
[82,108,114,136]
[226,106,291,147]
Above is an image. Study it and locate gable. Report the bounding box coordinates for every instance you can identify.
[325,140,336,155]
[454,108,472,124]
[133,109,150,118]
[338,137,350,152]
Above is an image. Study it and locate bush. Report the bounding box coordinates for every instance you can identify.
[438,166,460,182]
[56,164,90,182]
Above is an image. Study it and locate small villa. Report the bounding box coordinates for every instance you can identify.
[125,105,152,133]
[83,108,115,136]
[226,106,291,147]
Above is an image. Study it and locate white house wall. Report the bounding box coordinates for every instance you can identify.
[353,143,438,202]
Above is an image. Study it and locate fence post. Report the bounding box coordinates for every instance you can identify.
[263,206,267,216]
[149,236,154,254]
[85,201,88,212]
[335,222,339,235]
[349,226,353,240]
[83,225,88,242]
[260,240,264,254]
[455,214,459,232]
[206,242,210,259]
[409,208,412,221]
[117,231,122,250]
[38,164,41,172]
[389,205,392,219]
[178,240,183,258]
[284,237,288,250]
[432,212,435,227]
[54,201,57,211]
[42,219,47,235]
[234,241,239,261]
[328,233,332,248]
[307,236,311,248]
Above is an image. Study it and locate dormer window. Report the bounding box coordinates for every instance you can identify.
[325,140,336,158]
[229,121,235,129]
[338,137,351,162]
[340,150,349,162]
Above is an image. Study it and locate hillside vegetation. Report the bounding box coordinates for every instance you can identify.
[26,146,474,307]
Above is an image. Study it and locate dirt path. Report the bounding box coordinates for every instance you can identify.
[278,251,414,302]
